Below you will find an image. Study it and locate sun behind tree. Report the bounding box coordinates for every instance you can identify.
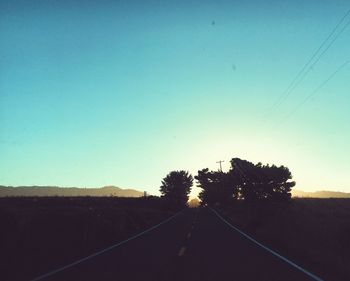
[196,158,295,206]
[160,170,193,209]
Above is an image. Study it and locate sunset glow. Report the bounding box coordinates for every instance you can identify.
[1,0,349,195]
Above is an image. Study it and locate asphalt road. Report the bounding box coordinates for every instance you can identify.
[34,207,322,281]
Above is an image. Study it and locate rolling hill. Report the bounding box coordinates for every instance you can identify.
[292,189,350,198]
[0,185,143,197]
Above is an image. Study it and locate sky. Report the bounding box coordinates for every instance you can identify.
[1,0,350,197]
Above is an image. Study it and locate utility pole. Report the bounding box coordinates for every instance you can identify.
[216,160,224,172]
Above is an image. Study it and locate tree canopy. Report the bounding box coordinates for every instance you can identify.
[160,170,193,209]
[196,158,295,206]
[196,168,236,206]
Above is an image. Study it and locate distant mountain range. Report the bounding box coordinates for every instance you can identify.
[292,189,350,198]
[0,186,143,197]
[1,186,348,199]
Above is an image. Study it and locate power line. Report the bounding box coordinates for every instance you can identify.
[279,15,350,103]
[264,8,350,117]
[277,57,350,126]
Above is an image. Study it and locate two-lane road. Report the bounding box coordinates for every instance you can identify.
[33,207,322,281]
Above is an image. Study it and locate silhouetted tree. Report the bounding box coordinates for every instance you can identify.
[229,158,295,202]
[160,171,193,209]
[195,168,237,206]
[196,168,218,206]
[196,158,295,206]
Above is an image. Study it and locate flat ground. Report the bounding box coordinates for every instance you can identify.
[222,198,350,281]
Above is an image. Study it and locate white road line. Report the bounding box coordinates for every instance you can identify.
[210,207,324,281]
[187,232,192,239]
[30,210,184,281]
[178,246,186,256]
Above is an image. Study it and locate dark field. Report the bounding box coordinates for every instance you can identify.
[0,197,173,281]
[220,198,350,281]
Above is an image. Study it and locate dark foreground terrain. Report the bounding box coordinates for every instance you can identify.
[0,196,172,281]
[22,207,327,281]
[221,198,350,281]
[1,198,349,281]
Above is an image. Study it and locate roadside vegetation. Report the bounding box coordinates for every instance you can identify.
[196,158,294,205]
[159,170,193,209]
[192,157,350,280]
[2,158,349,280]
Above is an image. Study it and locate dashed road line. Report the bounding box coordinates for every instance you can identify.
[178,246,186,257]
[187,232,191,239]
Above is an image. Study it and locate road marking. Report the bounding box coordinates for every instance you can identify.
[210,207,324,281]
[187,232,191,239]
[30,210,185,281]
[178,246,186,256]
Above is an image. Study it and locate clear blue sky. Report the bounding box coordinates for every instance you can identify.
[1,0,349,196]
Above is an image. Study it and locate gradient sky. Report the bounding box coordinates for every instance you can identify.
[1,0,350,197]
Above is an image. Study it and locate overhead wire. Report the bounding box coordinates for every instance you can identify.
[279,15,350,102]
[277,57,350,126]
[263,8,350,119]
